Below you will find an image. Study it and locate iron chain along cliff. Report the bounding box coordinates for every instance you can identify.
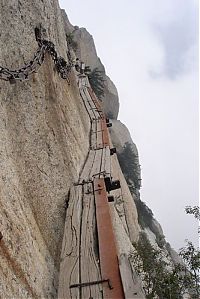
[0,1,185,299]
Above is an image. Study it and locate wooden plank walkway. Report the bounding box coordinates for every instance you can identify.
[58,75,133,299]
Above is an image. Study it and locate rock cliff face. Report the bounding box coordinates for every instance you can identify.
[0,1,90,297]
[0,2,180,299]
[61,12,120,119]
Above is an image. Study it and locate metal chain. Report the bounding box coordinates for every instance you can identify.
[0,36,74,84]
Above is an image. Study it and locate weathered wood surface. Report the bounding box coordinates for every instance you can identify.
[79,150,96,183]
[87,87,103,114]
[96,119,103,149]
[90,149,103,179]
[58,183,103,299]
[119,254,146,299]
[80,88,95,120]
[82,89,100,120]
[84,88,100,115]
[58,78,138,299]
[101,146,111,178]
[91,121,97,150]
[58,186,82,299]
[80,183,103,298]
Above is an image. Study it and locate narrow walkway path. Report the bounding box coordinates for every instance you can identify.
[58,76,124,299]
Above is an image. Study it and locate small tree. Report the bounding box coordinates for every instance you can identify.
[179,241,200,298]
[87,67,105,99]
[178,206,200,298]
[131,233,185,298]
[117,142,141,190]
[131,233,194,298]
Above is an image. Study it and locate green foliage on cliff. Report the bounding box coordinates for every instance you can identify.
[179,241,200,298]
[134,198,153,228]
[117,142,141,190]
[87,67,105,99]
[131,232,199,299]
[117,142,165,244]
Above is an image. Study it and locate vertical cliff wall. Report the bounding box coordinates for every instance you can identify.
[61,10,120,120]
[0,1,91,298]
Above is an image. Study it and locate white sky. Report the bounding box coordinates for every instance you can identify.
[59,0,199,250]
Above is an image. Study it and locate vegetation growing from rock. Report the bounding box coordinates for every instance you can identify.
[86,67,105,99]
[131,232,199,299]
[117,142,166,248]
[117,142,141,190]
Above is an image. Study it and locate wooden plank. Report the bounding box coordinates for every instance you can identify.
[80,89,95,120]
[84,88,97,110]
[90,149,103,179]
[80,183,103,298]
[94,179,125,299]
[79,150,96,183]
[119,254,146,299]
[96,119,103,149]
[78,76,88,89]
[99,147,106,179]
[101,146,111,178]
[83,88,100,120]
[58,186,82,299]
[87,87,103,112]
[91,121,97,150]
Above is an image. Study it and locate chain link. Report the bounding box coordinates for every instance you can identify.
[0,35,74,84]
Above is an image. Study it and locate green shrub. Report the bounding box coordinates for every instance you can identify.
[87,67,105,99]
[117,142,141,190]
[131,232,193,298]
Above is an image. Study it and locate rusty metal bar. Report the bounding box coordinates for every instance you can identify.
[94,178,125,299]
[70,279,112,289]
[101,119,110,147]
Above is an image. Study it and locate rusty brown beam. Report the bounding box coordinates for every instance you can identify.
[94,178,125,299]
[101,119,110,147]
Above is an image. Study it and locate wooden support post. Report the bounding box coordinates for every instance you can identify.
[94,178,125,299]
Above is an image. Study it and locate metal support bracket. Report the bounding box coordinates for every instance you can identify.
[70,279,113,289]
[110,148,116,155]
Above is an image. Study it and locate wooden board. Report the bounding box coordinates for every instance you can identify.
[80,183,103,298]
[119,254,145,299]
[90,149,103,179]
[58,186,82,299]
[79,150,96,183]
[96,119,103,149]
[87,87,103,112]
[91,121,97,150]
[80,89,94,120]
[100,146,111,178]
[83,88,100,120]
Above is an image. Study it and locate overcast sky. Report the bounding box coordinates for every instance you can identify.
[59,0,199,250]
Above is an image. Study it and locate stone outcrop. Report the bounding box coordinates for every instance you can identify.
[61,13,120,119]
